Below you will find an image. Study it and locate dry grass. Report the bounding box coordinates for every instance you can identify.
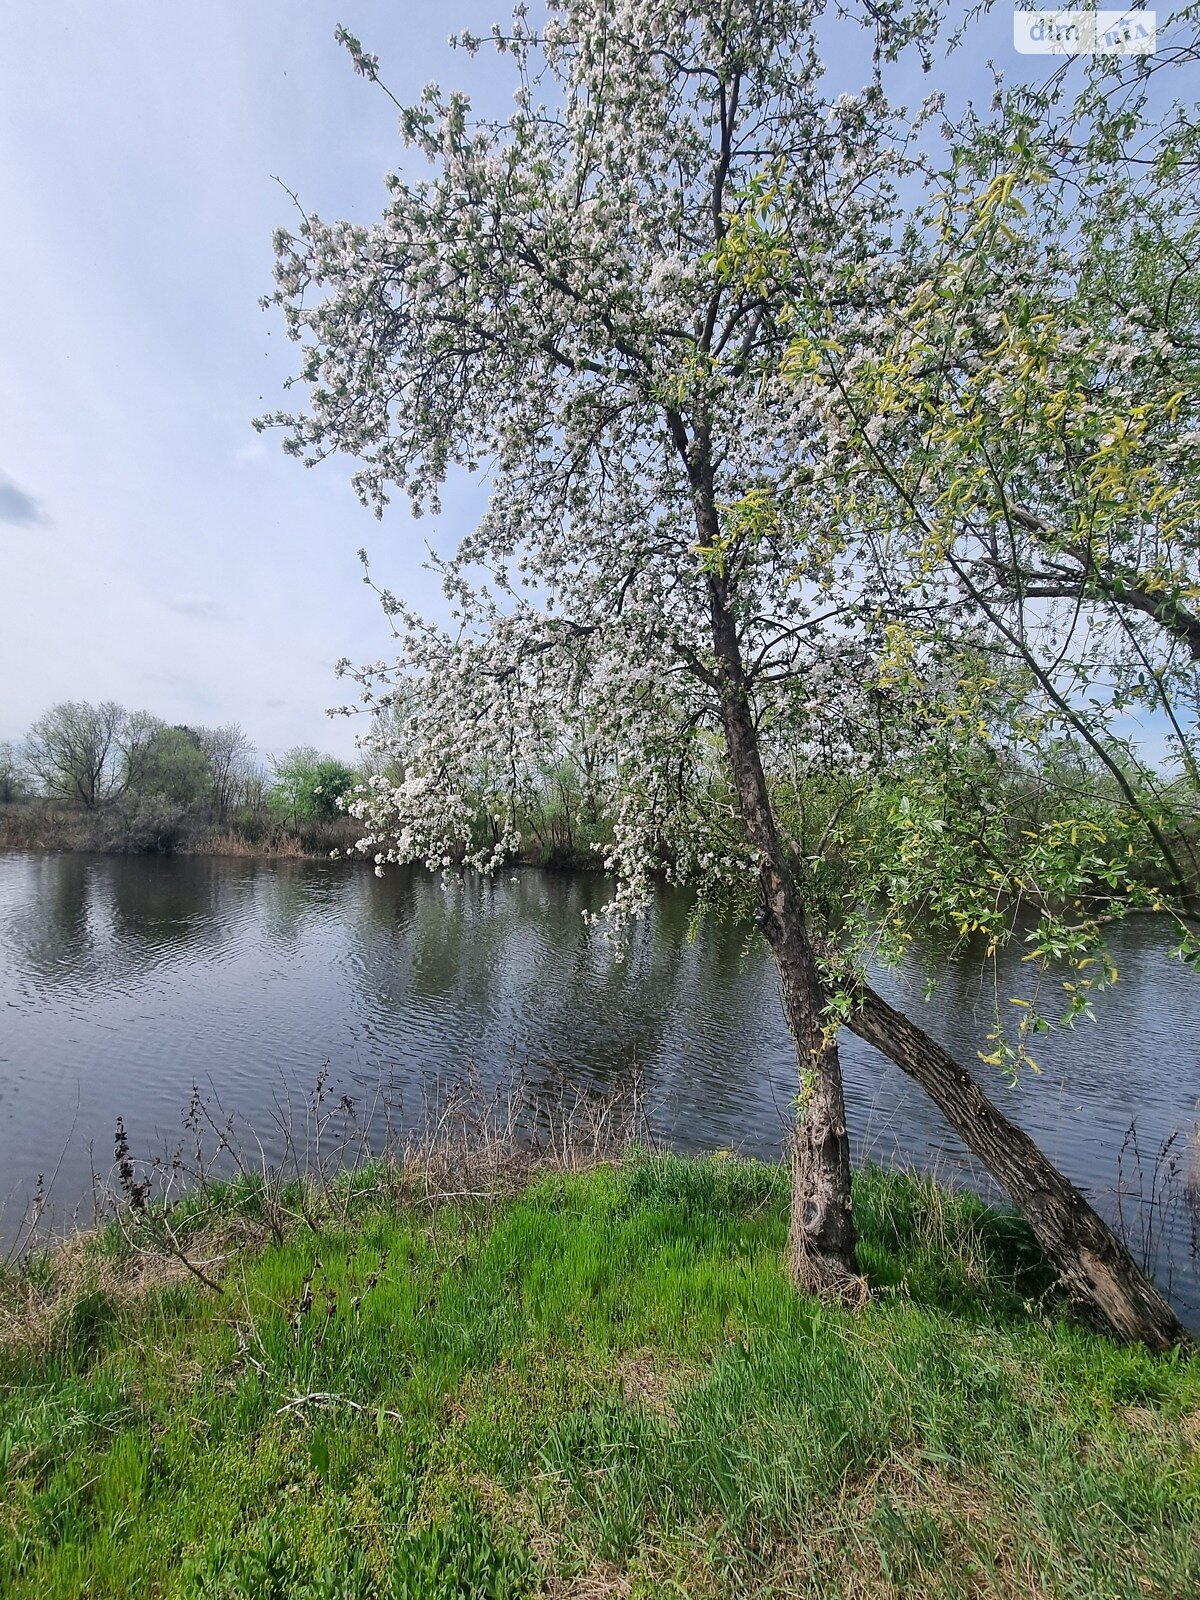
[0,804,84,852]
[190,828,310,857]
[761,1466,1057,1600]
[614,1349,707,1422]
[544,1566,636,1598]
[0,1215,274,1354]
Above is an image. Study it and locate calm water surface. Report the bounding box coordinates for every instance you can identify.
[2,850,1197,1322]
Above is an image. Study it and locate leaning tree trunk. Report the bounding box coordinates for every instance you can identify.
[850,981,1190,1350]
[704,566,858,1295]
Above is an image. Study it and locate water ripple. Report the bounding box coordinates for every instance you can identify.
[1,850,1196,1321]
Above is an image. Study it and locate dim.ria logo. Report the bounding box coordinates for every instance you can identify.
[1013,8,1156,52]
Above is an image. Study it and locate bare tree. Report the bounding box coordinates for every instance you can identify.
[23,701,127,808]
[116,710,167,796]
[195,723,255,820]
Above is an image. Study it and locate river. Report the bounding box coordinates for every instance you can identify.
[1,849,1197,1324]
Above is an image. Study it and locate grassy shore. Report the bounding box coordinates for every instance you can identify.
[1,1155,1198,1599]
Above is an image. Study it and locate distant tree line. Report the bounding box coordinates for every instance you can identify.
[0,701,359,852]
[1,699,622,864]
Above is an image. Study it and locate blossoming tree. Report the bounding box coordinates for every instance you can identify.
[752,40,1200,978]
[261,0,1188,1345]
[715,31,1200,1344]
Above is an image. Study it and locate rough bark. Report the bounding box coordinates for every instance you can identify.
[703,560,858,1294]
[849,980,1190,1350]
[757,831,858,1295]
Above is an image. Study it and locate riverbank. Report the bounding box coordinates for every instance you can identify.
[0,803,605,868]
[2,1155,1197,1599]
[0,801,362,861]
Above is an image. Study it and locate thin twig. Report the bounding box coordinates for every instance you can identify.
[276,1393,404,1423]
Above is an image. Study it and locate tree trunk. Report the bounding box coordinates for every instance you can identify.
[774,927,859,1296]
[849,980,1190,1350]
[703,563,858,1295]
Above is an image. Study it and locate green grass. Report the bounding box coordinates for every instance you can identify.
[1,1156,1197,1598]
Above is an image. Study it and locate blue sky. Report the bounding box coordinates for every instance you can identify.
[0,1,512,760]
[0,2,1063,762]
